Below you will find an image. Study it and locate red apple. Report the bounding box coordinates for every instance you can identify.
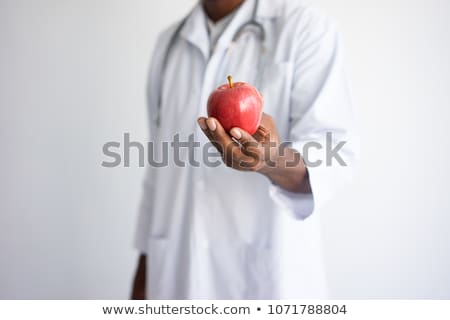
[207,75,263,135]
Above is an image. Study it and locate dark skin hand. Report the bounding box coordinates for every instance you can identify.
[198,114,312,193]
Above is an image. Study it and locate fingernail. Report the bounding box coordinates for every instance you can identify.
[230,128,241,139]
[198,118,207,130]
[206,118,216,131]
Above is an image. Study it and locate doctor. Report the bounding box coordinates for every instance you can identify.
[132,0,357,299]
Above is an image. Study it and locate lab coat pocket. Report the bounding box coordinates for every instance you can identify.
[259,61,294,133]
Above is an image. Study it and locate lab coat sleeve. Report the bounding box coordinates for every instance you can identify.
[269,8,359,220]
[134,167,155,253]
[133,27,174,253]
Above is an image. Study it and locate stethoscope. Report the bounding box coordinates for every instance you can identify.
[156,0,266,126]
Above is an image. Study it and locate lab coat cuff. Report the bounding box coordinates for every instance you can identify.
[268,183,315,220]
[133,234,149,254]
[133,202,152,254]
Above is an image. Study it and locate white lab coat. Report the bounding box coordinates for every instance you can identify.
[135,0,358,299]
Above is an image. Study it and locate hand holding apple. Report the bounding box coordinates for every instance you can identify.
[199,75,277,172]
[198,112,281,172]
[198,75,311,193]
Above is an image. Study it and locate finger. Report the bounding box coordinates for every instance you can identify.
[230,127,263,159]
[197,117,208,130]
[206,117,235,150]
[253,113,272,141]
[197,117,215,142]
[199,117,241,166]
[253,125,270,142]
[230,127,258,146]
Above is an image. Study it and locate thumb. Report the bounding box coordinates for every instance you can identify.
[230,127,258,149]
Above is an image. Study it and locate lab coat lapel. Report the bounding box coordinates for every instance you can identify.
[179,4,210,61]
[213,0,255,53]
[256,0,283,19]
[212,0,282,53]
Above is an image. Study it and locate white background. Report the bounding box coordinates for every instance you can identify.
[1,0,449,299]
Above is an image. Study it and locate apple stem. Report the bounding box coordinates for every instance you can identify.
[227,75,233,88]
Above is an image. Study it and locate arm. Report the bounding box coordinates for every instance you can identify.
[130,25,174,300]
[258,147,311,194]
[130,254,146,300]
